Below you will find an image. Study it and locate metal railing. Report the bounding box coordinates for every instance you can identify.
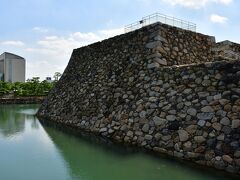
[125,13,196,33]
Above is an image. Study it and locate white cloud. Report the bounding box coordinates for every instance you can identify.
[0,27,124,79]
[99,28,124,37]
[70,32,102,43]
[210,14,228,23]
[23,27,124,79]
[28,27,124,57]
[1,41,25,46]
[219,0,232,4]
[34,27,124,54]
[162,0,233,9]
[26,61,64,80]
[33,27,50,33]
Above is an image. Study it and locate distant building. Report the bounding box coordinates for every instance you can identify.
[46,77,53,83]
[0,52,26,82]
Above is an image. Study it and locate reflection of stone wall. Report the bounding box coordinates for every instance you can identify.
[37,23,240,175]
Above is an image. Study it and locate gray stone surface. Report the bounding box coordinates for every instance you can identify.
[153,116,167,126]
[166,115,176,121]
[201,106,214,113]
[232,120,240,128]
[178,130,189,142]
[187,108,197,116]
[197,113,214,120]
[220,117,230,126]
[142,124,149,133]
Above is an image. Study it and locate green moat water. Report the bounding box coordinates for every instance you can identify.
[0,104,234,180]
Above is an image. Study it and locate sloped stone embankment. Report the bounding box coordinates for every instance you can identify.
[37,22,240,175]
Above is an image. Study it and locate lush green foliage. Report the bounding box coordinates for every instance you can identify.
[0,77,55,96]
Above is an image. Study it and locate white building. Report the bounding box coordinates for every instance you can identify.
[45,77,53,83]
[0,52,26,82]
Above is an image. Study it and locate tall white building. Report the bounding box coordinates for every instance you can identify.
[0,52,26,82]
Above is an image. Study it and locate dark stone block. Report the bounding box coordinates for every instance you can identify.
[214,149,224,156]
[168,121,181,131]
[230,141,239,150]
[207,138,217,149]
[221,126,232,135]
[222,143,234,154]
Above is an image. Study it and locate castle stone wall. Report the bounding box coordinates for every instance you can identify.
[37,23,240,175]
[214,40,240,60]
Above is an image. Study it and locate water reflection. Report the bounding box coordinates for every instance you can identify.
[0,105,237,180]
[0,104,39,137]
[0,105,71,180]
[43,125,232,180]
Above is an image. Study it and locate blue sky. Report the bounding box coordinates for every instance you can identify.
[0,0,239,79]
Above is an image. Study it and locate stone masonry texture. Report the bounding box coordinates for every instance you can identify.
[37,22,240,175]
[214,40,240,61]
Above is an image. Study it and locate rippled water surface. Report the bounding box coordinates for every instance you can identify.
[0,104,234,180]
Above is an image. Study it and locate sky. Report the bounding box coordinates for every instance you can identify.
[0,0,239,80]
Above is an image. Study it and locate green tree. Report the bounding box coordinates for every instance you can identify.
[53,72,62,81]
[0,81,12,96]
[0,77,55,97]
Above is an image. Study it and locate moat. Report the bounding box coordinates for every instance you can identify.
[0,104,235,180]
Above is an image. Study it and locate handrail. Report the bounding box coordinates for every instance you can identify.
[125,13,196,33]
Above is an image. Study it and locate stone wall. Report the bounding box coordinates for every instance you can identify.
[146,23,215,66]
[37,23,240,175]
[0,96,45,104]
[214,40,240,61]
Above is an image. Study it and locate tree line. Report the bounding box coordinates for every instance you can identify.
[0,77,55,96]
[0,72,62,97]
